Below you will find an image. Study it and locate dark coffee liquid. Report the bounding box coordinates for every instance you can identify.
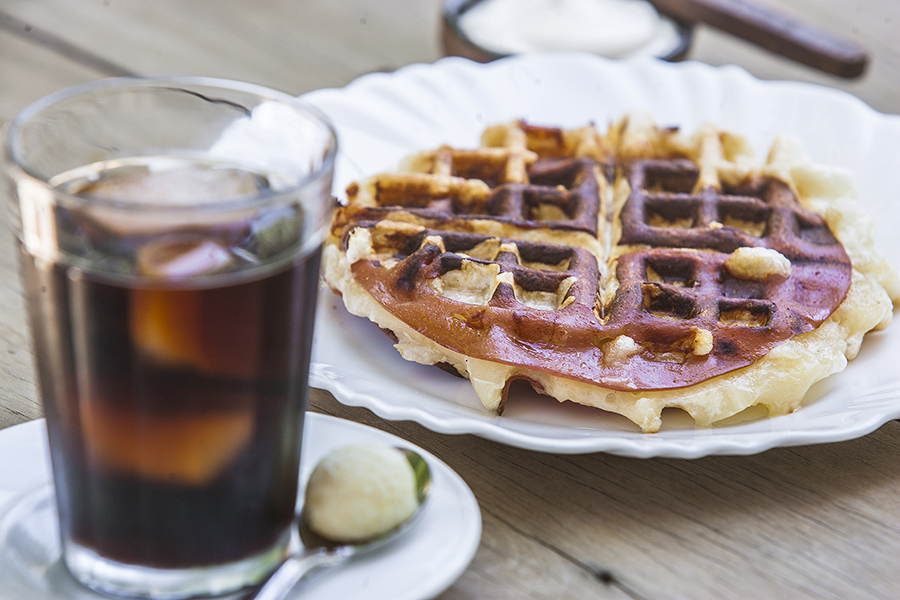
[20,159,324,568]
[23,248,320,568]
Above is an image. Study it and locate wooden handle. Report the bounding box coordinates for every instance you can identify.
[648,0,868,78]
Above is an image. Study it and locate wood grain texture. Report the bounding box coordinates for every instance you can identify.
[686,0,900,113]
[1,2,899,598]
[311,391,900,600]
[1,0,442,97]
[0,231,39,427]
[0,28,114,426]
[0,26,113,123]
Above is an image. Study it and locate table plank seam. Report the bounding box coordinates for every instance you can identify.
[0,405,34,422]
[0,10,135,77]
[480,504,651,600]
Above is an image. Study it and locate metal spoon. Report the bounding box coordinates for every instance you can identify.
[251,448,431,600]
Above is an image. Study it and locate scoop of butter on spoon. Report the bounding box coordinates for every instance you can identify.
[252,444,431,600]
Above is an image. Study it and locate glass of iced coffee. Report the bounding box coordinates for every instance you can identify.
[2,77,336,598]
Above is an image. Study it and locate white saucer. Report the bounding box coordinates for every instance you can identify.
[0,414,481,600]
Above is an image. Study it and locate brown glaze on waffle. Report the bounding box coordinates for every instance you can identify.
[621,159,848,263]
[340,217,851,392]
[327,118,855,398]
[342,156,604,237]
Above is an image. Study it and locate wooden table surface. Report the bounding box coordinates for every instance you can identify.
[2,1,899,598]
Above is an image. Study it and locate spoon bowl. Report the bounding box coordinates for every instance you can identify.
[251,447,431,600]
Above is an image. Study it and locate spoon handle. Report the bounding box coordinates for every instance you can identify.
[252,550,349,600]
[648,0,867,78]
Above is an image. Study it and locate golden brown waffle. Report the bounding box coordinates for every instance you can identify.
[324,116,898,432]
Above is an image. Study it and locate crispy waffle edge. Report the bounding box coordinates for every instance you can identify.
[323,117,900,433]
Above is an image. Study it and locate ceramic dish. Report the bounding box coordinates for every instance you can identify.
[303,52,900,458]
[439,0,694,64]
[0,415,481,600]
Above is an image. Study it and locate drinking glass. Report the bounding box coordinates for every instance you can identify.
[2,76,336,598]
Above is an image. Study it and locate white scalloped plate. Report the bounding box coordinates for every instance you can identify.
[303,52,900,458]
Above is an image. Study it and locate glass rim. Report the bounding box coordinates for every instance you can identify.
[2,75,338,214]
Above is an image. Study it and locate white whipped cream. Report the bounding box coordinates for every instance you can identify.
[458,0,683,59]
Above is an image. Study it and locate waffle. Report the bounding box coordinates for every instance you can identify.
[324,116,899,432]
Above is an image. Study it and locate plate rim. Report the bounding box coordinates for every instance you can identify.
[303,51,900,459]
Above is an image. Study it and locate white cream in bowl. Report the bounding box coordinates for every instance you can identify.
[458,0,683,59]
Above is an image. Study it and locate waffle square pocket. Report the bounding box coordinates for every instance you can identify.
[324,116,899,433]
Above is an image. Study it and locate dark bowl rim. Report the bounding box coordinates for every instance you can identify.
[441,0,695,63]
